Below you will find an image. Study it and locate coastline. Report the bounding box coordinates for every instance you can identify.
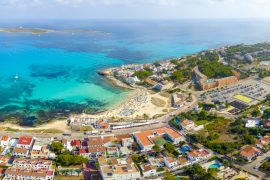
[98,68,135,90]
[0,119,69,132]
[102,75,135,90]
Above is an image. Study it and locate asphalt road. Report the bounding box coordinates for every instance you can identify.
[240,151,270,179]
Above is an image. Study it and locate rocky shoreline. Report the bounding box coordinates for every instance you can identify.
[98,68,135,90]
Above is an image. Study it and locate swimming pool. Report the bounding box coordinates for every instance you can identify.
[175,118,180,124]
[208,163,221,169]
[178,145,190,154]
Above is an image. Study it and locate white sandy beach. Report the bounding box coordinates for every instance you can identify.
[0,120,69,132]
[75,88,175,121]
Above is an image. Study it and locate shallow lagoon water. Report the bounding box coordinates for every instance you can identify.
[1,20,270,124]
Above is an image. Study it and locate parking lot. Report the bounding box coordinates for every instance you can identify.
[200,77,270,105]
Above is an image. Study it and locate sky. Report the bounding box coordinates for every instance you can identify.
[0,0,270,19]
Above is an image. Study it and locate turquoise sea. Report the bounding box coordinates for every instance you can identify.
[1,19,270,125]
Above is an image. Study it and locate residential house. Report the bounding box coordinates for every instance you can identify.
[180,119,195,131]
[79,147,106,158]
[12,147,30,158]
[16,136,34,150]
[99,156,141,180]
[31,138,51,159]
[125,76,140,85]
[141,164,157,178]
[0,156,9,166]
[31,145,50,159]
[3,158,55,180]
[244,118,261,128]
[116,134,134,148]
[256,134,270,150]
[177,157,189,167]
[80,137,107,158]
[107,147,119,157]
[240,146,261,162]
[0,136,10,147]
[119,146,131,156]
[133,127,183,151]
[61,139,72,151]
[148,155,165,167]
[12,158,53,170]
[71,140,81,149]
[102,136,117,147]
[164,157,178,169]
[187,149,211,162]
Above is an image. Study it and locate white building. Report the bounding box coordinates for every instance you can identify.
[133,127,183,152]
[244,118,261,128]
[16,136,34,150]
[125,76,140,85]
[0,136,10,147]
[3,158,55,180]
[99,156,141,180]
[141,164,157,178]
[164,157,178,169]
[180,119,195,131]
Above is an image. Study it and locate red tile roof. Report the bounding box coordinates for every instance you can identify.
[0,167,6,174]
[17,136,33,146]
[13,147,28,154]
[98,121,109,129]
[79,149,87,154]
[88,137,104,147]
[134,127,181,147]
[115,134,131,142]
[79,147,106,154]
[240,146,260,158]
[1,135,9,141]
[71,140,81,147]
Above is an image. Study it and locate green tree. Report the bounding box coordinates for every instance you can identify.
[185,163,206,177]
[185,163,216,179]
[50,142,64,154]
[133,70,153,80]
[170,68,192,83]
[208,168,218,177]
[164,171,176,180]
[251,108,261,117]
[263,108,270,119]
[152,145,161,153]
[179,141,186,147]
[242,134,255,145]
[164,142,179,156]
[55,154,88,166]
[94,161,100,168]
[199,110,207,120]
[131,154,140,164]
